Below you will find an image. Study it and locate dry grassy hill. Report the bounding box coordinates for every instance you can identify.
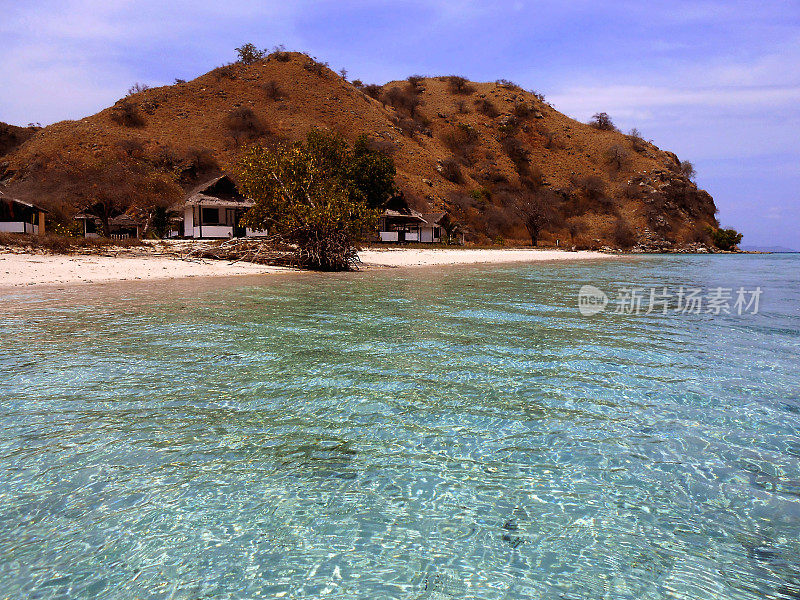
[0,122,40,158]
[0,51,717,249]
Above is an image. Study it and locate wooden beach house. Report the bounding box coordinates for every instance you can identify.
[74,213,144,239]
[179,175,267,239]
[0,191,46,235]
[378,209,460,243]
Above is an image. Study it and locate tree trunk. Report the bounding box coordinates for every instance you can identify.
[100,216,111,238]
[526,223,539,246]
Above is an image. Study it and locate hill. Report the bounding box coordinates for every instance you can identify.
[0,122,40,158]
[0,51,718,249]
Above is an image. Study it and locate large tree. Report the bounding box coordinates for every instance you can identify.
[515,189,558,246]
[72,160,182,237]
[236,129,395,270]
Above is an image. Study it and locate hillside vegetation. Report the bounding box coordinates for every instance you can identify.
[0,50,718,249]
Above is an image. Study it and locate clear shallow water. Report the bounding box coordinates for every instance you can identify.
[1,254,799,599]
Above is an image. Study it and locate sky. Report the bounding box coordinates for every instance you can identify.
[1,0,798,249]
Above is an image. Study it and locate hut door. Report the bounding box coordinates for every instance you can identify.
[231,209,246,237]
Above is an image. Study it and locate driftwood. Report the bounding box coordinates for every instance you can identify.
[170,238,298,267]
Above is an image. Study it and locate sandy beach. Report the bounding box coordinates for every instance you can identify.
[0,248,611,288]
[359,248,609,267]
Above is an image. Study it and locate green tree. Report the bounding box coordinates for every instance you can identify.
[236,130,395,270]
[709,227,743,251]
[350,135,397,208]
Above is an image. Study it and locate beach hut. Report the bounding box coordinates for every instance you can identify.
[378,209,458,243]
[74,213,144,239]
[179,175,267,239]
[0,191,46,235]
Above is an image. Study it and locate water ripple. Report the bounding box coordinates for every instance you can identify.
[1,255,799,599]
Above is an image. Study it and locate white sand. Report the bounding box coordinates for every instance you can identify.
[359,248,609,267]
[0,254,292,288]
[0,248,610,288]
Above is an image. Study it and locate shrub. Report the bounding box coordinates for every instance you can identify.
[530,90,546,103]
[565,216,588,242]
[224,107,269,145]
[174,78,186,85]
[475,99,499,117]
[303,57,329,76]
[680,160,697,181]
[262,80,283,101]
[116,138,145,158]
[150,145,182,172]
[621,182,644,199]
[470,188,490,203]
[628,128,648,153]
[497,116,519,135]
[440,124,479,163]
[689,226,712,246]
[212,63,237,80]
[383,86,421,117]
[361,137,398,155]
[500,135,530,175]
[481,168,508,184]
[512,102,533,119]
[126,82,150,96]
[612,219,637,248]
[407,75,425,91]
[709,227,742,251]
[578,175,606,202]
[605,144,632,174]
[496,79,521,90]
[110,101,146,128]
[454,99,470,114]
[484,205,515,238]
[235,43,266,64]
[446,75,476,95]
[588,112,617,131]
[363,84,382,99]
[397,117,421,137]
[185,147,218,174]
[439,158,464,183]
[269,45,291,62]
[351,79,364,88]
[520,166,545,191]
[542,129,565,150]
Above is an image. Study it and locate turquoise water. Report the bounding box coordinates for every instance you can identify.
[1,254,799,599]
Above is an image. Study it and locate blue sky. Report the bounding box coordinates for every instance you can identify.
[1,0,798,248]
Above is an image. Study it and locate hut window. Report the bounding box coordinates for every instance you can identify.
[201,207,220,225]
[0,201,13,221]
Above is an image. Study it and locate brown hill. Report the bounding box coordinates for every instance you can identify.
[0,52,717,248]
[0,122,40,158]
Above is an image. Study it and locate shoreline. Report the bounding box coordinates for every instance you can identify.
[0,248,611,289]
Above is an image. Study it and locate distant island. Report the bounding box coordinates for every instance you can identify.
[740,245,798,253]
